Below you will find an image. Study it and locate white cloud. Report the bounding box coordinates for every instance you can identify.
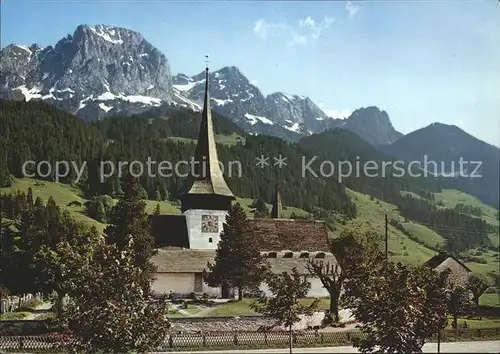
[457,119,466,128]
[250,79,259,86]
[253,16,334,46]
[324,109,352,119]
[345,1,360,18]
[253,19,288,39]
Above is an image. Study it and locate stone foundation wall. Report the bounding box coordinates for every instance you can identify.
[0,315,321,335]
[170,316,275,332]
[0,321,50,336]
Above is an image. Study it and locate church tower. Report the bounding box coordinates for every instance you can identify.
[181,64,235,249]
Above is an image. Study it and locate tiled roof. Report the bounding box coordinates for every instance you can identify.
[249,219,330,252]
[150,216,331,253]
[425,252,472,272]
[152,249,337,274]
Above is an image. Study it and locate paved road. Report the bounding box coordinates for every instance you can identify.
[163,340,500,353]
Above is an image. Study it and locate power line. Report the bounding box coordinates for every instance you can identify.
[415,222,497,235]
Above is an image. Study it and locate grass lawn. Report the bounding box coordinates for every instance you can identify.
[434,189,499,227]
[185,307,202,315]
[435,189,499,249]
[210,298,330,317]
[214,133,245,146]
[402,189,500,249]
[464,250,499,280]
[1,178,107,233]
[448,317,500,329]
[480,293,500,308]
[1,178,183,233]
[402,222,445,249]
[343,189,436,266]
[144,199,181,215]
[344,189,499,275]
[211,299,259,316]
[167,133,245,147]
[0,312,30,320]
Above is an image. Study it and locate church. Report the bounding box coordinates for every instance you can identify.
[150,65,334,298]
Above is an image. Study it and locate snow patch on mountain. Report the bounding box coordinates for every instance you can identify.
[285,122,301,133]
[89,25,124,44]
[99,103,113,112]
[172,88,201,111]
[14,85,42,100]
[93,91,161,106]
[245,113,274,126]
[212,97,233,106]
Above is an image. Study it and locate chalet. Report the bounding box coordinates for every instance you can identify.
[425,252,472,287]
[150,65,334,298]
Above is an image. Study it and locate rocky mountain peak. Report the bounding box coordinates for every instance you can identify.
[1,24,172,119]
[341,106,402,145]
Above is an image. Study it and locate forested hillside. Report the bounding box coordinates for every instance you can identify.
[0,100,356,216]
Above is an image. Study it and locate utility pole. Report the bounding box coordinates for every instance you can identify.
[385,214,388,260]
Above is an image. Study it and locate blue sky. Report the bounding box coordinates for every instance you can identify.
[2,0,499,146]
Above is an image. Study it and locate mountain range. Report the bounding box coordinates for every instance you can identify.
[1,24,401,145]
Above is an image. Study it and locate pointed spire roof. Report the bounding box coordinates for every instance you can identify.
[271,183,283,218]
[186,66,234,197]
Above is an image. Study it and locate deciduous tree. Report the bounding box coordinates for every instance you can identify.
[346,261,450,353]
[468,274,489,308]
[33,225,101,314]
[251,268,319,354]
[59,236,170,353]
[307,228,386,325]
[306,259,342,323]
[446,284,473,335]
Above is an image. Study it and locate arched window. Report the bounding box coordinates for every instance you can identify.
[267,252,277,258]
[315,252,326,258]
[208,238,213,243]
[299,252,310,258]
[283,252,294,258]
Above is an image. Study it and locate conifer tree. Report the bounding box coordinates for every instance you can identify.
[105,174,156,287]
[203,203,268,300]
[95,200,107,223]
[153,203,161,216]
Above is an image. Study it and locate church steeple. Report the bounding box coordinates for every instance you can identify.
[271,183,283,218]
[181,61,235,212]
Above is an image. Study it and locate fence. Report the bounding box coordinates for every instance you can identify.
[0,328,499,353]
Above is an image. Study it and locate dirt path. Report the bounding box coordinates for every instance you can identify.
[189,306,215,317]
[25,302,53,320]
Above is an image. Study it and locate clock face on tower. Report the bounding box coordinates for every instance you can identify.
[201,215,219,233]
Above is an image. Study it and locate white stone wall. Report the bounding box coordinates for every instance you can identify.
[152,272,221,296]
[259,277,329,298]
[184,209,228,250]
